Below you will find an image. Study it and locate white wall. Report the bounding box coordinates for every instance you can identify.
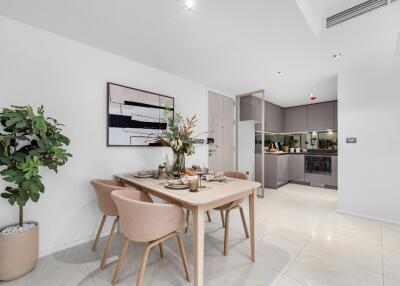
[338,58,400,224]
[0,16,210,256]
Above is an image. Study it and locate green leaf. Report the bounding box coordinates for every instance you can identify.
[15,121,27,129]
[8,195,16,205]
[5,117,22,127]
[1,193,11,198]
[30,192,40,202]
[3,176,16,182]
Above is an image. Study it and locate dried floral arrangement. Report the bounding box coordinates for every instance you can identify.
[156,110,197,155]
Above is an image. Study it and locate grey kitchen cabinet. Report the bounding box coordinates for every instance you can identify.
[240,95,262,122]
[277,155,289,186]
[265,154,289,189]
[333,101,338,130]
[265,101,283,133]
[265,154,276,188]
[307,102,334,131]
[283,106,308,133]
[289,155,305,182]
[331,156,338,186]
[239,95,253,121]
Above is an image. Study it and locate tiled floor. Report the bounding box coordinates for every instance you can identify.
[2,183,400,286]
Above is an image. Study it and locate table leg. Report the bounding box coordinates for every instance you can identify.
[192,207,205,286]
[249,189,256,262]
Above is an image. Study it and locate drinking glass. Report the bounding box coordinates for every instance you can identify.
[189,177,199,192]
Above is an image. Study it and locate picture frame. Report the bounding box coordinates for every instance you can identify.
[107,82,175,146]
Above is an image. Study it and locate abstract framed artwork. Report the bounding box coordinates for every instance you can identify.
[107,82,174,146]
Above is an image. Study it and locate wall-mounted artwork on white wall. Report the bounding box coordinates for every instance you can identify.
[107,82,175,146]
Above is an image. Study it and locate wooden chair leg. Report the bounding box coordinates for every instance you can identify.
[159,243,164,258]
[185,210,190,233]
[100,216,119,269]
[206,211,212,222]
[136,243,153,286]
[239,207,250,239]
[224,209,231,256]
[220,210,225,228]
[111,238,129,286]
[92,215,106,251]
[176,234,191,282]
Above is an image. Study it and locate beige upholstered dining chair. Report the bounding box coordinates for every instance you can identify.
[111,188,190,286]
[90,179,129,269]
[215,171,250,256]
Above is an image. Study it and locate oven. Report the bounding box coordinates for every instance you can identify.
[305,156,332,176]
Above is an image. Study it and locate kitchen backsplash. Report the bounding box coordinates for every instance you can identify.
[262,131,337,151]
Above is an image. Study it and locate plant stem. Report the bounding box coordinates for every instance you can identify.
[19,205,23,227]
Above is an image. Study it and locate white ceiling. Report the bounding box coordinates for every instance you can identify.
[1,0,400,107]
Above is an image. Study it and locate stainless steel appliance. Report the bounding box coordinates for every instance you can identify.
[305,156,332,176]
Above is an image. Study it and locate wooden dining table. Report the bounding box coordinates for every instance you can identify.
[114,172,261,286]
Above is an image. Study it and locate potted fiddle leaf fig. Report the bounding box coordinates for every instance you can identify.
[0,105,71,281]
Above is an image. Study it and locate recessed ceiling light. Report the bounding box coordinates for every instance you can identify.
[185,0,195,10]
[333,53,343,59]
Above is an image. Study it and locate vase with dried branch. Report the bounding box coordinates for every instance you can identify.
[156,110,197,174]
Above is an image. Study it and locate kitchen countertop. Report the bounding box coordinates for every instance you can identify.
[265,152,338,156]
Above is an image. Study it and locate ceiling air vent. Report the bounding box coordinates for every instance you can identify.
[326,0,388,28]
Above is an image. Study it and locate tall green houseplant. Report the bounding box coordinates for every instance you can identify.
[0,105,72,226]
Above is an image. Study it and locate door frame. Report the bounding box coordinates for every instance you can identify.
[235,90,265,198]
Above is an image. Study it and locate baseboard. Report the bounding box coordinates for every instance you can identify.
[336,209,400,225]
[39,230,111,258]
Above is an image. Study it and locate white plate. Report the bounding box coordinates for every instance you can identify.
[133,173,153,178]
[165,184,189,190]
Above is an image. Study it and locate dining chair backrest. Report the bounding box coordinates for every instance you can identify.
[111,189,186,242]
[224,171,248,180]
[90,179,125,216]
[223,171,248,206]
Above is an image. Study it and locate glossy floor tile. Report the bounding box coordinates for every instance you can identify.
[2,184,400,286]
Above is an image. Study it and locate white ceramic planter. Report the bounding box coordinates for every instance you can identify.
[0,222,39,281]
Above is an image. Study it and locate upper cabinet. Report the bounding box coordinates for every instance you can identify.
[241,96,337,133]
[283,106,308,133]
[239,95,253,121]
[265,102,283,133]
[239,95,262,122]
[307,102,334,131]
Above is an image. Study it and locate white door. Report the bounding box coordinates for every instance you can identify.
[208,92,235,172]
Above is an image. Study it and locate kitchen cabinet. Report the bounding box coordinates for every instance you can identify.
[331,156,338,186]
[239,96,253,121]
[239,95,262,122]
[277,155,289,186]
[333,101,338,130]
[265,101,283,133]
[264,154,276,188]
[283,106,308,133]
[265,154,289,189]
[289,155,304,182]
[307,102,334,131]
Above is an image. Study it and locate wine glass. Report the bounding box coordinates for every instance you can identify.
[196,165,205,188]
[191,159,199,172]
